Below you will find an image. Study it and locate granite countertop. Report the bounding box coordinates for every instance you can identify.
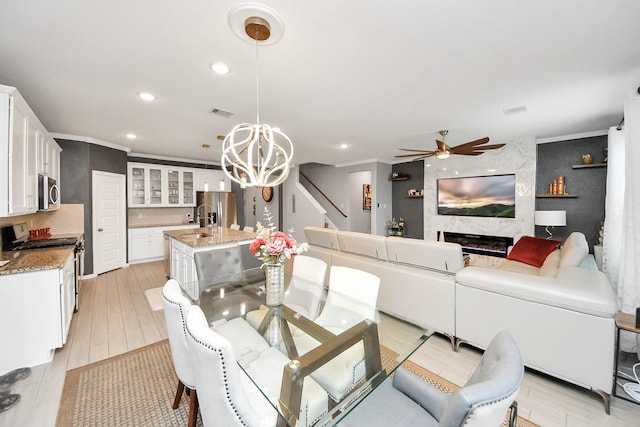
[0,233,82,275]
[164,226,255,248]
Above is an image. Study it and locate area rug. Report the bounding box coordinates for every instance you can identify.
[57,340,538,426]
[144,287,164,311]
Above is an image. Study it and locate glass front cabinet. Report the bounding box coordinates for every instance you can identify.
[128,163,196,207]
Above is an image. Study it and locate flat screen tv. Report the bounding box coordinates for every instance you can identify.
[437,174,516,218]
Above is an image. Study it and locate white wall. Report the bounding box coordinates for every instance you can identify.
[423,137,536,242]
[298,161,392,235]
[282,166,326,239]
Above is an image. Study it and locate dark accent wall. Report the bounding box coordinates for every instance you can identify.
[391,161,424,239]
[57,139,128,275]
[536,135,607,250]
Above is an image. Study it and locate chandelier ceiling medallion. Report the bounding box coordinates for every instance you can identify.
[221,6,293,188]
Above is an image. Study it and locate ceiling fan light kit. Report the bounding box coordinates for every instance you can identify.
[395,129,505,161]
[221,6,293,188]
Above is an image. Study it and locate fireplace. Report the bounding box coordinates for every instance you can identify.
[443,232,514,258]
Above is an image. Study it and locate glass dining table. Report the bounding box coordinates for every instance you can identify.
[181,272,433,427]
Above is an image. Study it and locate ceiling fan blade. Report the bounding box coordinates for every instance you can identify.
[412,153,436,160]
[448,137,491,151]
[394,152,435,158]
[397,148,435,153]
[474,143,506,150]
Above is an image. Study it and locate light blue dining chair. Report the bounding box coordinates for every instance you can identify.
[338,331,524,427]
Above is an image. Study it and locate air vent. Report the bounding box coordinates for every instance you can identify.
[209,107,234,118]
[503,105,527,116]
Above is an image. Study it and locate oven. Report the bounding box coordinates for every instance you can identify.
[38,174,60,211]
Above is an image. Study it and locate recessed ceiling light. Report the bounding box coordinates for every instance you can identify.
[138,92,156,101]
[340,143,348,149]
[211,63,230,74]
[488,168,497,172]
[126,133,137,139]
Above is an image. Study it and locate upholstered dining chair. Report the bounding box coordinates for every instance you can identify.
[293,266,381,402]
[284,255,328,320]
[230,223,241,230]
[186,305,329,427]
[246,255,328,330]
[338,331,524,427]
[193,246,243,282]
[162,279,198,427]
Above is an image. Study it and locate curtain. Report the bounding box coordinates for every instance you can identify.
[604,89,640,354]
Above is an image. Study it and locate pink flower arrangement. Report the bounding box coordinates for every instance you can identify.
[249,207,308,266]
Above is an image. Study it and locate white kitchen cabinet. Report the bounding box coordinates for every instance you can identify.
[128,164,165,207]
[0,252,75,373]
[129,224,198,264]
[128,163,195,207]
[166,167,195,206]
[0,85,59,217]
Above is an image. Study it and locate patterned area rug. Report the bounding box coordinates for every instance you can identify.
[57,340,538,426]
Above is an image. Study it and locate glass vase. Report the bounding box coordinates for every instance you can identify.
[265,263,285,306]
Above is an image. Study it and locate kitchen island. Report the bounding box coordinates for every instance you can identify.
[164,226,258,299]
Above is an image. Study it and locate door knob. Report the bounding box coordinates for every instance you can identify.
[97,228,104,232]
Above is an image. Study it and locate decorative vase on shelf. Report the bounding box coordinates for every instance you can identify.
[265,263,285,306]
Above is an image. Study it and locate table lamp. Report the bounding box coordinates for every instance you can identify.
[534,210,566,240]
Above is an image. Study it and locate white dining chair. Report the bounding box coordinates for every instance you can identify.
[162,279,199,427]
[186,305,328,427]
[293,265,381,402]
[245,256,327,333]
[242,225,254,233]
[230,223,241,230]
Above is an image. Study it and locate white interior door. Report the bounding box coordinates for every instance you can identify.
[92,171,126,275]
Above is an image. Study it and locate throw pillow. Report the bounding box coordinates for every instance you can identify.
[506,236,562,268]
[558,232,589,267]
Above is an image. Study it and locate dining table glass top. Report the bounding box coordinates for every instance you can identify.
[182,272,433,426]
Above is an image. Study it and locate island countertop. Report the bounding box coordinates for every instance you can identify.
[164,226,255,247]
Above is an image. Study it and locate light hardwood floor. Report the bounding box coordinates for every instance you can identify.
[2,260,640,426]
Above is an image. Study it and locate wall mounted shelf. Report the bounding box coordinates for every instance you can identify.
[572,163,607,169]
[536,194,578,198]
[389,176,409,181]
[405,195,423,198]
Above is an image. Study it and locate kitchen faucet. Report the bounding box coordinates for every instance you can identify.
[196,204,215,231]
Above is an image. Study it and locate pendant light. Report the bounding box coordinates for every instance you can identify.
[221,16,293,188]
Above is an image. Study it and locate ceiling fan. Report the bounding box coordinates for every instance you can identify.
[395,130,505,161]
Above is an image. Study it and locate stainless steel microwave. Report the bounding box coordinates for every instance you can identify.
[38,174,59,211]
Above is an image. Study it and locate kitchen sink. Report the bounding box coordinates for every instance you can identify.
[180,232,213,239]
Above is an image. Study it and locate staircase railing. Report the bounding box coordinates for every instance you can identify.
[299,171,347,218]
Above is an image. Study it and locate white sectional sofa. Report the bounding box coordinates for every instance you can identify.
[304,227,465,341]
[303,227,617,413]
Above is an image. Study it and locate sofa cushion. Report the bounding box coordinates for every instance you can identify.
[558,232,589,268]
[506,236,561,267]
[337,230,388,260]
[304,226,340,250]
[456,266,617,318]
[386,237,464,273]
[538,249,561,277]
